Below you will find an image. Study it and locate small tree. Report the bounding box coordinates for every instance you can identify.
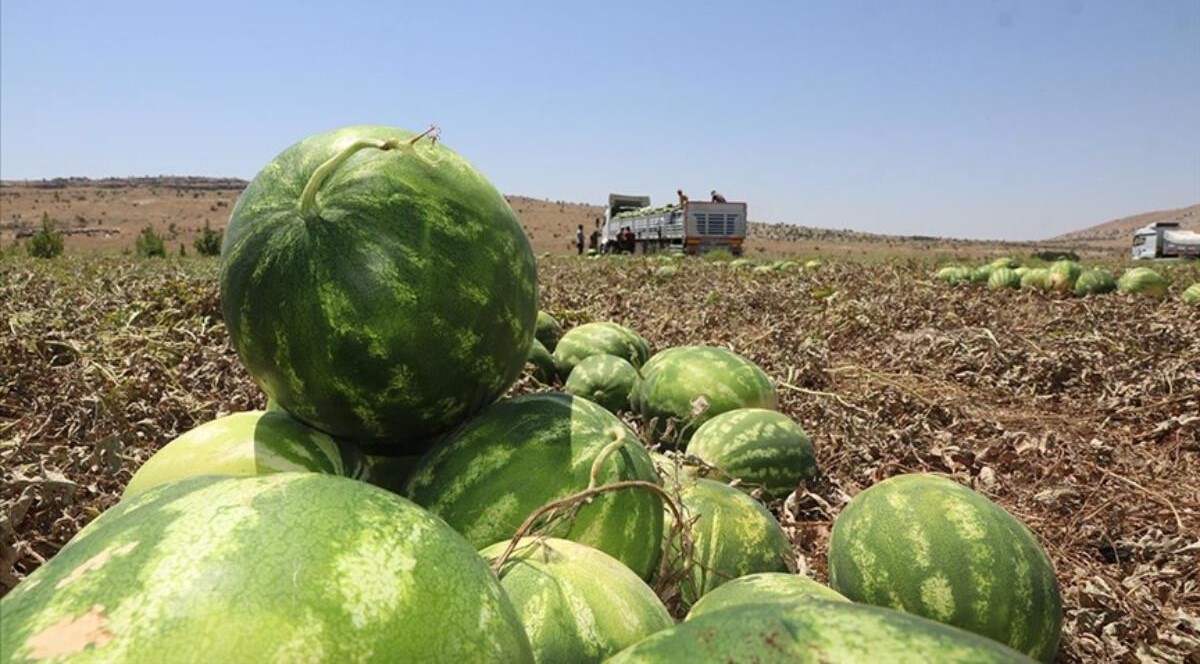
[136,226,166,258]
[193,220,223,257]
[27,213,64,259]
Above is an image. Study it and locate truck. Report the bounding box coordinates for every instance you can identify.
[601,194,747,255]
[1131,221,1200,260]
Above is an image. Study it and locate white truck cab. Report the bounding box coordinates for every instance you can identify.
[1132,222,1200,260]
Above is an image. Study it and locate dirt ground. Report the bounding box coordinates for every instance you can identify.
[2,253,1197,662]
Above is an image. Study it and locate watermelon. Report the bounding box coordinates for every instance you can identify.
[1020,268,1050,291]
[219,125,538,451]
[479,538,673,663]
[1073,268,1116,296]
[552,322,649,378]
[1183,283,1200,305]
[123,410,358,499]
[535,310,561,351]
[526,339,557,384]
[685,572,847,620]
[0,474,533,663]
[828,473,1062,662]
[986,267,1020,290]
[1117,267,1169,298]
[358,453,421,495]
[935,266,971,285]
[804,259,823,270]
[563,354,639,413]
[685,408,817,499]
[668,478,793,606]
[1047,260,1082,293]
[654,265,679,280]
[607,600,1037,663]
[404,393,664,579]
[989,257,1018,270]
[969,265,993,285]
[631,346,777,445]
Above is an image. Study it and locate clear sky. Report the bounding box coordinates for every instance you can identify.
[2,0,1198,240]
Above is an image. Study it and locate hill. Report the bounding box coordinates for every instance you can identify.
[1050,204,1200,246]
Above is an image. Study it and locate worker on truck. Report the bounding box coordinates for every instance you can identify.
[677,189,689,206]
[710,190,727,203]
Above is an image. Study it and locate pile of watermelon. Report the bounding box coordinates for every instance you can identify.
[0,126,1062,663]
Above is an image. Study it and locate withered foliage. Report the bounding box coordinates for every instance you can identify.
[2,254,1198,663]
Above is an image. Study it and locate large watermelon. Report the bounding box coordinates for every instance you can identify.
[828,473,1062,662]
[1073,268,1116,296]
[685,408,817,499]
[479,538,672,663]
[632,346,777,445]
[404,393,664,579]
[563,354,639,413]
[552,322,649,378]
[123,410,358,499]
[668,478,792,606]
[220,125,538,451]
[607,600,1037,663]
[0,474,533,663]
[685,572,847,620]
[1117,267,1169,298]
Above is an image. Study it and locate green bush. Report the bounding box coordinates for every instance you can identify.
[136,226,166,258]
[703,248,735,262]
[193,221,223,256]
[27,213,64,259]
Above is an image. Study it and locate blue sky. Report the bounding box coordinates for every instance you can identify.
[2,0,1198,240]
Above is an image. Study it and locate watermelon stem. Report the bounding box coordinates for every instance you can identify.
[299,126,440,221]
[586,433,628,491]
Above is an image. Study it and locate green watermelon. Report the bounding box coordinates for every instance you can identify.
[358,454,421,495]
[1047,260,1082,293]
[479,538,673,663]
[934,266,971,285]
[969,265,993,285]
[828,473,1062,662]
[986,267,1020,290]
[552,322,649,378]
[668,478,793,606]
[631,346,777,445]
[219,125,538,451]
[685,572,847,620]
[1183,283,1200,305]
[1020,268,1050,291]
[685,408,817,499]
[563,354,639,413]
[654,265,679,280]
[0,474,533,663]
[1117,267,1169,298]
[404,393,664,579]
[607,600,1037,663]
[1073,268,1116,296]
[535,311,561,351]
[123,410,357,499]
[526,338,557,384]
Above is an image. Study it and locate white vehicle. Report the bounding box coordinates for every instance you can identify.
[602,194,747,255]
[1131,222,1200,260]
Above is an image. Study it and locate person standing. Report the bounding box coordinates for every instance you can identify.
[576,224,585,255]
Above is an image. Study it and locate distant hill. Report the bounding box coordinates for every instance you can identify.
[1051,204,1200,244]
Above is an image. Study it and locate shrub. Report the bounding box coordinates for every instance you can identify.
[703,248,735,262]
[193,221,223,257]
[136,226,166,258]
[27,213,64,259]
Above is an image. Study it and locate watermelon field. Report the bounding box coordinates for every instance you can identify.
[2,251,1197,661]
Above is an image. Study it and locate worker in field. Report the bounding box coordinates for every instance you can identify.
[575,224,584,255]
[677,189,689,206]
[710,190,727,203]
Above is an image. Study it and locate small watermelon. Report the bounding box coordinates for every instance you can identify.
[404,393,664,579]
[685,572,847,620]
[526,338,558,384]
[685,408,817,499]
[987,267,1020,290]
[1047,260,1082,293]
[535,311,561,351]
[0,475,534,663]
[668,478,792,606]
[1073,268,1116,296]
[479,538,673,663]
[123,410,357,499]
[220,125,538,451]
[632,346,776,445]
[563,354,639,413]
[552,322,649,378]
[828,473,1062,662]
[608,600,1035,663]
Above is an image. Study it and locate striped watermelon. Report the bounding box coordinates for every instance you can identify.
[987,268,1020,290]
[563,354,639,413]
[668,478,793,606]
[685,572,847,620]
[479,538,673,663]
[607,600,1036,663]
[220,125,538,451]
[631,346,777,445]
[1074,268,1116,296]
[404,393,664,579]
[685,408,817,499]
[828,473,1063,662]
[1047,260,1082,293]
[526,338,557,384]
[1020,268,1050,291]
[535,311,561,351]
[552,322,649,378]
[123,410,358,499]
[0,474,533,663]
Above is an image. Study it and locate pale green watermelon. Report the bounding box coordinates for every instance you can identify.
[563,354,639,413]
[404,393,664,579]
[828,473,1062,662]
[123,410,357,499]
[552,322,649,378]
[632,346,777,445]
[987,268,1020,290]
[685,408,816,499]
[0,474,534,663]
[220,125,538,452]
[607,600,1035,663]
[1047,260,1082,293]
[685,572,847,620]
[1117,267,1168,298]
[479,538,672,663]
